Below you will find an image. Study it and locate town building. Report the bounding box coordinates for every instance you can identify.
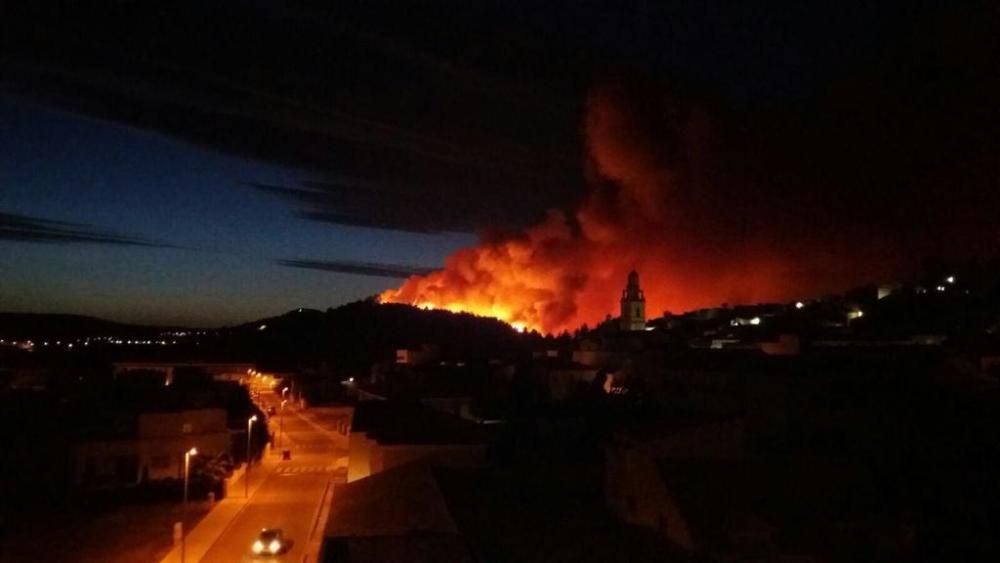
[605,419,914,560]
[322,462,473,563]
[73,407,230,488]
[346,401,488,482]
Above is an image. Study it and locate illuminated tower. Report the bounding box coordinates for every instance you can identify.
[620,269,646,331]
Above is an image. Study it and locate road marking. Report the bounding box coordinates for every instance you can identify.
[275,465,337,474]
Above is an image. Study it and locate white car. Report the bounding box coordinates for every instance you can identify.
[252,528,288,556]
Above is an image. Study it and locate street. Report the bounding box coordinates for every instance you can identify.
[197,393,348,562]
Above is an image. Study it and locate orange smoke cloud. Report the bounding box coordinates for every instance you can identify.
[380,81,900,334]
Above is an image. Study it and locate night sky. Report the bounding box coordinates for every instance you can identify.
[0,95,471,325]
[1,1,997,326]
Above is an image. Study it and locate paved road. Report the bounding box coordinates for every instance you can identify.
[198,395,348,563]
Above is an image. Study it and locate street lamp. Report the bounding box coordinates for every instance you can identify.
[277,399,288,449]
[246,415,258,498]
[281,386,289,399]
[182,447,198,563]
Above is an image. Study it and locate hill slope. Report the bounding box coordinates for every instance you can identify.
[0,313,178,339]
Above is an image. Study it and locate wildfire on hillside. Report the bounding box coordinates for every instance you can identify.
[379,80,931,334]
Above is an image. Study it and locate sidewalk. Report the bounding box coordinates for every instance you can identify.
[159,454,278,563]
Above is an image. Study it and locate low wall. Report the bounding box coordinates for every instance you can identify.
[222,463,247,498]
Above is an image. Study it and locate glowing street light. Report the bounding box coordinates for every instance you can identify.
[795,301,804,309]
[281,387,289,399]
[246,415,258,498]
[182,447,198,563]
[946,275,955,284]
[277,399,288,449]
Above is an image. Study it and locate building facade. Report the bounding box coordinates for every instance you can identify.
[74,408,230,488]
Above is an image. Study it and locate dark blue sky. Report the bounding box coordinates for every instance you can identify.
[0,96,472,325]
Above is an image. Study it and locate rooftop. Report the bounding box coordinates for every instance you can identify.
[657,456,886,553]
[325,462,461,538]
[351,400,488,445]
[323,460,685,563]
[435,464,687,563]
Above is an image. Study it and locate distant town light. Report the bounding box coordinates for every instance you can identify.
[946,275,955,284]
[749,317,761,325]
[936,285,946,292]
[258,324,267,331]
[795,301,804,309]
[349,377,355,383]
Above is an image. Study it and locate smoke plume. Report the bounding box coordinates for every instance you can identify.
[381,78,996,333]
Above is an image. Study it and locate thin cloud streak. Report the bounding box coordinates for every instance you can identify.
[0,211,177,248]
[276,258,436,279]
[248,181,499,234]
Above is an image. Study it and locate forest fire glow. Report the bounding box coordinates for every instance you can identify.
[380,81,901,334]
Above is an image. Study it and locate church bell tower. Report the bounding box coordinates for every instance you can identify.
[620,269,646,331]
